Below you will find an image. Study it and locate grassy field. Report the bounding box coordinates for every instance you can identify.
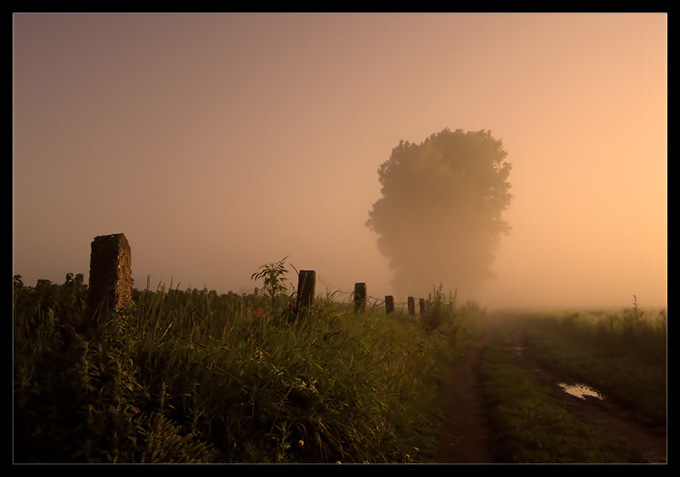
[479,307,666,463]
[507,307,666,427]
[478,327,646,463]
[13,272,481,463]
[13,269,666,463]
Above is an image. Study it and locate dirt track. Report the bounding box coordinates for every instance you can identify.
[435,327,667,464]
[436,329,494,463]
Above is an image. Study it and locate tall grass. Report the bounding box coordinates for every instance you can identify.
[478,328,645,463]
[508,303,667,427]
[13,273,476,463]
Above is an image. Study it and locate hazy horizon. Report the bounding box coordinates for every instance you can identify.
[13,13,667,310]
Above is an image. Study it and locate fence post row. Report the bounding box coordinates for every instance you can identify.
[86,233,132,324]
[85,234,430,321]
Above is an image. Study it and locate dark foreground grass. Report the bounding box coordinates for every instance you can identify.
[510,309,666,428]
[14,274,477,463]
[478,328,645,463]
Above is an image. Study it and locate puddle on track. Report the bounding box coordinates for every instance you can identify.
[558,383,604,400]
[508,342,606,402]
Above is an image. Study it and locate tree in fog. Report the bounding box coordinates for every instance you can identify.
[366,128,512,299]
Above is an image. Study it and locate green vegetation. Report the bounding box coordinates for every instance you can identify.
[508,306,666,427]
[476,302,666,463]
[13,265,665,464]
[13,267,476,463]
[478,328,646,463]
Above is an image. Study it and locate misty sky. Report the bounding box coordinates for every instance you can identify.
[12,13,667,309]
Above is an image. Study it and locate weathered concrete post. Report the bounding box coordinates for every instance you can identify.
[86,233,132,323]
[295,270,316,315]
[407,296,415,316]
[354,283,367,313]
[385,295,394,314]
[419,298,426,315]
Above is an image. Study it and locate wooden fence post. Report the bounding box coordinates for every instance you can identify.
[419,298,426,315]
[385,295,394,314]
[296,270,316,315]
[407,296,415,315]
[354,283,366,313]
[86,233,132,324]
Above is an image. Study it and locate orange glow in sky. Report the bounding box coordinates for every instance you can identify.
[13,13,667,309]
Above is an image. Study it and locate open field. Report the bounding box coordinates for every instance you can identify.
[13,274,482,463]
[13,274,666,463]
[478,310,666,463]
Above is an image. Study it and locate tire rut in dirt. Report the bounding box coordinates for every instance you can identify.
[512,329,666,464]
[436,330,494,463]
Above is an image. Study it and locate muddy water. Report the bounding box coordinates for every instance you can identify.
[510,344,607,401]
[558,383,604,400]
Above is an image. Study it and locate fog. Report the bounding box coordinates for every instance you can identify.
[13,13,667,310]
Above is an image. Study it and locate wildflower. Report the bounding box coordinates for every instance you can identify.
[252,349,264,363]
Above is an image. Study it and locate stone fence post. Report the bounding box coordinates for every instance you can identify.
[86,233,132,324]
[385,295,394,314]
[296,270,316,315]
[354,283,367,313]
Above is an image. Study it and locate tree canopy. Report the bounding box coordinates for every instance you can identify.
[366,128,512,300]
